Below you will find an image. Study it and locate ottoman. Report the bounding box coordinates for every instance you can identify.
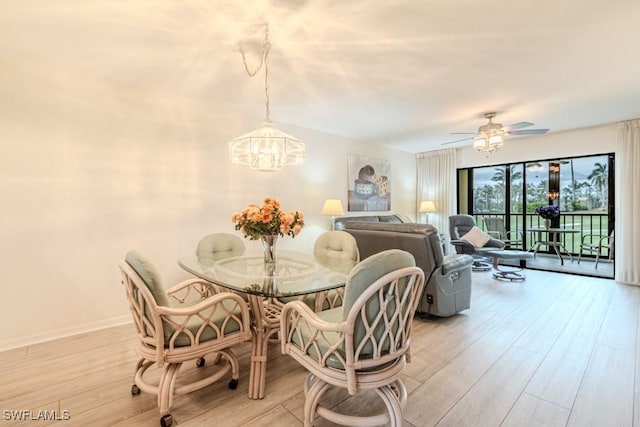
[485,250,534,281]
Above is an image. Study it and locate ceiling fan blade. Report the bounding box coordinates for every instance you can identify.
[508,128,549,135]
[450,132,475,135]
[441,136,473,145]
[503,121,533,131]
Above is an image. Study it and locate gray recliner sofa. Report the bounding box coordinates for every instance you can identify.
[343,221,474,317]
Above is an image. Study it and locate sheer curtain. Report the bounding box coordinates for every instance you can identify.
[615,119,640,285]
[416,148,456,239]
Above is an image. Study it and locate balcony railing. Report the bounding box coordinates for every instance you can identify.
[472,213,612,259]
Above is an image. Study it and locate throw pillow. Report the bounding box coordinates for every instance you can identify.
[460,226,491,248]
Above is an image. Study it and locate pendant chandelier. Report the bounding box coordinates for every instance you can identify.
[228,24,305,172]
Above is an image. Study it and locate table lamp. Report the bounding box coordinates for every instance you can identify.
[321,199,344,230]
[419,200,436,224]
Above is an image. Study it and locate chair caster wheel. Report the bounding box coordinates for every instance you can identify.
[160,413,173,427]
[131,384,140,395]
[196,357,205,368]
[228,378,239,389]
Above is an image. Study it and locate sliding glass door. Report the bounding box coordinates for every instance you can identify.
[458,153,614,258]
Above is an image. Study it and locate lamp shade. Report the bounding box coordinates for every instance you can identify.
[419,200,436,213]
[488,134,504,150]
[321,199,344,216]
[473,135,488,151]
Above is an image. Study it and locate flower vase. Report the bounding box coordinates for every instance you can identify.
[544,219,551,229]
[261,234,278,266]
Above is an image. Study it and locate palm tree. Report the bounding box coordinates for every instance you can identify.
[491,165,522,210]
[588,162,608,209]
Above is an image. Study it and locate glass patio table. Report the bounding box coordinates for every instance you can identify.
[529,227,580,265]
[178,250,348,399]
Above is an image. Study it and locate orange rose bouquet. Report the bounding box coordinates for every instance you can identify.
[231,197,304,240]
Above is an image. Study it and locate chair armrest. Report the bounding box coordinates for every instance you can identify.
[280,300,345,360]
[158,292,248,317]
[505,230,523,240]
[601,235,614,245]
[166,278,222,303]
[581,234,607,244]
[486,231,501,240]
[450,239,474,250]
[485,238,506,249]
[156,292,251,350]
[440,254,473,275]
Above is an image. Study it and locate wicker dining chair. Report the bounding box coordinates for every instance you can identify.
[310,230,360,311]
[280,249,424,426]
[119,250,251,427]
[278,230,359,312]
[196,232,246,265]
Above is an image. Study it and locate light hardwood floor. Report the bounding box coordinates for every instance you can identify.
[2,268,637,426]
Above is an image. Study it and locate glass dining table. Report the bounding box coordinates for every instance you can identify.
[178,250,348,399]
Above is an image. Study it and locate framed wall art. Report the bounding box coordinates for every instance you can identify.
[347,154,391,212]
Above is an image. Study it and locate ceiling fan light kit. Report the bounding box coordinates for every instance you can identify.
[443,111,549,153]
[473,133,504,153]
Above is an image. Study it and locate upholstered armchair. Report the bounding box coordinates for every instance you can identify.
[280,249,425,426]
[119,250,251,427]
[449,214,505,270]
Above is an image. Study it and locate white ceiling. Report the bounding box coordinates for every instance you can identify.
[3,0,640,153]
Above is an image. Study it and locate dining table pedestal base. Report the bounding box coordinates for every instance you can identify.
[247,295,283,399]
[178,251,348,400]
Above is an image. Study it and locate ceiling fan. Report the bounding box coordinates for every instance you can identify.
[442,112,549,152]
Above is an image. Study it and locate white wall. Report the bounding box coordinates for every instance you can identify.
[456,123,616,168]
[0,76,415,351]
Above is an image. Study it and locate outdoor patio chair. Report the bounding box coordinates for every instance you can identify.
[577,229,615,268]
[483,216,523,249]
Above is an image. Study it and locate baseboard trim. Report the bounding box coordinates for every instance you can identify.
[0,315,132,353]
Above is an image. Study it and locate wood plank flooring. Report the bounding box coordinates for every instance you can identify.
[1,268,636,426]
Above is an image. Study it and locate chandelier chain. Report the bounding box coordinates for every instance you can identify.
[228,22,305,171]
[239,24,271,122]
[264,30,270,122]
